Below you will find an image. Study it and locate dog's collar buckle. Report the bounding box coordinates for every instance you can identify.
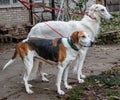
[67,38,79,51]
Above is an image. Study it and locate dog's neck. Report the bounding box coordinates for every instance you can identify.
[85,13,97,21]
[67,38,79,51]
[86,11,101,23]
[81,14,101,40]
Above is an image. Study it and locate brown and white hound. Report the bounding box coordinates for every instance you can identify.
[3,30,93,95]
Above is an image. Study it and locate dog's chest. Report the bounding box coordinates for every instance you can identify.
[28,38,61,62]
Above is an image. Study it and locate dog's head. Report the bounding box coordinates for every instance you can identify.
[70,30,93,47]
[88,4,112,20]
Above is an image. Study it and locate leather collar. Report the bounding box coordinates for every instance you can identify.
[67,38,79,51]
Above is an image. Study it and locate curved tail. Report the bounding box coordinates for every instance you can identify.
[2,46,18,70]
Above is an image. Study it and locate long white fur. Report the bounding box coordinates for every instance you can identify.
[24,4,112,83]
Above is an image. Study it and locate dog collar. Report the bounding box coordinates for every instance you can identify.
[85,14,97,21]
[67,38,79,51]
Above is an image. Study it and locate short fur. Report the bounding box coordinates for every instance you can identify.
[24,4,112,83]
[3,30,92,95]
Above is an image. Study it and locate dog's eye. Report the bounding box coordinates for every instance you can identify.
[82,35,86,38]
[101,9,105,11]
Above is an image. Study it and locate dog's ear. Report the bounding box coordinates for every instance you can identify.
[70,31,79,44]
[89,4,98,12]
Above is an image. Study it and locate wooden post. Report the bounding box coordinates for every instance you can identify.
[51,0,55,20]
[29,0,33,25]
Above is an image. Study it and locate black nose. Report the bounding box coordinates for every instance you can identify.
[110,16,113,20]
[110,17,113,20]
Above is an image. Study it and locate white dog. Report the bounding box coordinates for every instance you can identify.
[25,4,112,83]
[3,30,92,95]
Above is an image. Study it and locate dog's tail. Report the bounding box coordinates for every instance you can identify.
[2,46,18,70]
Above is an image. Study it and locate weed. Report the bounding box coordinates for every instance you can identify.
[67,65,120,100]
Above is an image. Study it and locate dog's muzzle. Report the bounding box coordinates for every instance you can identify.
[110,15,113,20]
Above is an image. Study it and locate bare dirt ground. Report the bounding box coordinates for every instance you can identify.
[0,43,120,100]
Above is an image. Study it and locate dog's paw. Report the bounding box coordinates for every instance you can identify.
[27,89,34,94]
[81,74,86,79]
[41,73,49,82]
[65,85,72,90]
[28,84,33,88]
[42,77,49,82]
[42,72,48,76]
[58,90,65,95]
[78,79,85,83]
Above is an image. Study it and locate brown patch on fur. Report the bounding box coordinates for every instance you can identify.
[77,30,85,39]
[52,39,58,46]
[12,46,18,60]
[58,43,66,62]
[70,30,84,44]
[15,42,33,60]
[70,31,79,44]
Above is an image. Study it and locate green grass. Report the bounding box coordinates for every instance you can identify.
[100,11,120,33]
[67,65,120,100]
[68,86,86,100]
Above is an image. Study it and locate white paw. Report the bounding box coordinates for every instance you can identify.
[65,85,72,90]
[41,73,49,82]
[81,74,86,79]
[27,89,34,94]
[42,77,49,82]
[58,90,65,95]
[78,79,85,83]
[42,73,48,76]
[28,84,33,88]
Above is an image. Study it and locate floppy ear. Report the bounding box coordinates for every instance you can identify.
[70,31,79,44]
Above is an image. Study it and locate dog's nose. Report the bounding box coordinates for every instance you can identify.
[110,15,113,20]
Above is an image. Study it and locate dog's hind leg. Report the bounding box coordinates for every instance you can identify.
[29,58,49,82]
[23,51,34,94]
[39,62,49,82]
[28,59,40,81]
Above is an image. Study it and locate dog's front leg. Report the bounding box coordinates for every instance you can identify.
[63,66,72,89]
[76,47,88,83]
[56,63,65,95]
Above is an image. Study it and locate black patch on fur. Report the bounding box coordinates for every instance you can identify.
[27,38,62,62]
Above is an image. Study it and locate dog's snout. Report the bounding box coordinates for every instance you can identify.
[110,15,113,20]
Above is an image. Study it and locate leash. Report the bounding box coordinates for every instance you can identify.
[18,0,85,16]
[44,22,64,37]
[18,0,96,37]
[18,0,96,20]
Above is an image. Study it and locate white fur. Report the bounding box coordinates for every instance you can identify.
[3,31,92,95]
[56,34,92,95]
[25,4,112,83]
[2,59,15,70]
